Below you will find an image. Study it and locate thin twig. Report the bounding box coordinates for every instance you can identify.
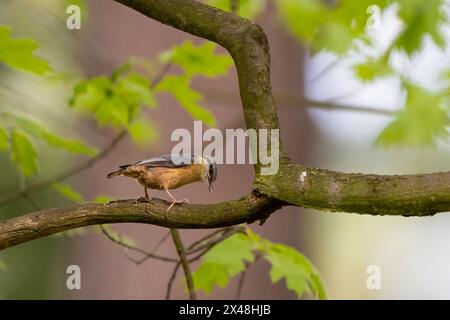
[165,227,241,300]
[166,262,182,300]
[151,62,172,87]
[235,255,260,300]
[152,230,171,253]
[200,86,396,116]
[126,230,172,265]
[170,229,196,300]
[187,226,245,254]
[187,227,236,251]
[24,193,41,211]
[231,0,238,13]
[308,59,341,83]
[99,225,177,263]
[235,266,247,300]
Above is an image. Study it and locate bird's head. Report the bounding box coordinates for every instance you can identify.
[198,156,217,192]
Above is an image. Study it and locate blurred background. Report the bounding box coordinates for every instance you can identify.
[1,0,450,299]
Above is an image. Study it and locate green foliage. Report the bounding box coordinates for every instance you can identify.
[353,56,392,82]
[94,195,113,203]
[277,0,390,55]
[160,41,233,77]
[69,72,156,128]
[394,0,447,54]
[10,131,38,176]
[156,75,216,126]
[276,0,447,56]
[205,0,266,19]
[192,229,327,299]
[265,243,327,300]
[157,40,234,126]
[276,0,450,147]
[70,40,229,134]
[192,233,256,293]
[128,118,158,148]
[13,116,97,156]
[0,113,97,176]
[52,183,84,203]
[0,25,51,75]
[377,83,448,146]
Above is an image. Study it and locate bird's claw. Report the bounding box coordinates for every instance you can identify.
[137,197,151,203]
[166,199,190,213]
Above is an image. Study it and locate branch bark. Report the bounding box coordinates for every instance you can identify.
[0,194,280,250]
[1,0,450,251]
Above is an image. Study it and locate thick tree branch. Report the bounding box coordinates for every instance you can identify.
[260,165,450,216]
[0,193,280,250]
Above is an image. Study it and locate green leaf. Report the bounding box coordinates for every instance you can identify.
[264,243,327,300]
[191,263,230,294]
[377,84,448,146]
[192,229,326,299]
[0,127,9,151]
[277,0,390,55]
[313,22,354,54]
[69,70,157,128]
[192,233,255,294]
[156,75,216,126]
[160,41,233,78]
[116,73,157,108]
[95,96,130,127]
[94,195,113,203]
[14,116,97,156]
[277,0,327,44]
[353,56,392,82]
[52,183,84,203]
[10,131,38,176]
[128,118,158,148]
[0,25,51,75]
[395,0,447,55]
[205,0,267,19]
[69,77,110,112]
[41,132,97,156]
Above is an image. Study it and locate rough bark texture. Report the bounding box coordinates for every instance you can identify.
[1,0,450,251]
[0,194,281,250]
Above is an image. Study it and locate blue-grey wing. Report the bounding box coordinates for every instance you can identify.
[135,154,198,168]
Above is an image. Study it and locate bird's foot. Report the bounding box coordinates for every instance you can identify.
[136,196,151,203]
[166,199,189,213]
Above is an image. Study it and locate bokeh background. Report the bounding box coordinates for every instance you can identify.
[1,0,450,299]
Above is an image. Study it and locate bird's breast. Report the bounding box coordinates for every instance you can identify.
[129,165,204,190]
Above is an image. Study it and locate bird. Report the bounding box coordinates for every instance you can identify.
[106,154,218,212]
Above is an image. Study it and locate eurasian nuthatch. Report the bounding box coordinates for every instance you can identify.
[107,154,218,211]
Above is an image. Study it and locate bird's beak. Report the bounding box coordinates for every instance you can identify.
[208,182,214,192]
